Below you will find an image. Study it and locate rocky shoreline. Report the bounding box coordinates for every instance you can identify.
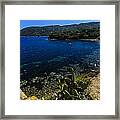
[20,65,100,100]
[48,38,100,42]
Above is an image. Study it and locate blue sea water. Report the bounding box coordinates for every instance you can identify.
[20,36,100,80]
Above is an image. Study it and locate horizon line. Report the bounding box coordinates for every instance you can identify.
[20,21,100,30]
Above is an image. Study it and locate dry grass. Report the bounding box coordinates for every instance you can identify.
[85,74,100,100]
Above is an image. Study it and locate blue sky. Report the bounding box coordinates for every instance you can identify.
[20,20,99,29]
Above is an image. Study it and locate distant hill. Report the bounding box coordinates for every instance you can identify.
[20,22,100,40]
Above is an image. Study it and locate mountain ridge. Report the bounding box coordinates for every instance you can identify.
[20,22,100,40]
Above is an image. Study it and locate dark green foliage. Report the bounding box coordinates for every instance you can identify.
[20,66,96,100]
[20,22,100,40]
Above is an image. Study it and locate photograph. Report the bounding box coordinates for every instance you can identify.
[2,1,118,118]
[20,20,100,100]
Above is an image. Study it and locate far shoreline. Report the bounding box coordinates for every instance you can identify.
[20,35,100,42]
[49,38,100,42]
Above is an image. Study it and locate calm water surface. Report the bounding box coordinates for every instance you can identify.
[20,36,100,80]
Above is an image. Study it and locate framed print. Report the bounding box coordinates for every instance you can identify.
[0,0,120,119]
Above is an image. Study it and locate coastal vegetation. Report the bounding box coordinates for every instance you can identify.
[20,22,100,40]
[20,65,100,100]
